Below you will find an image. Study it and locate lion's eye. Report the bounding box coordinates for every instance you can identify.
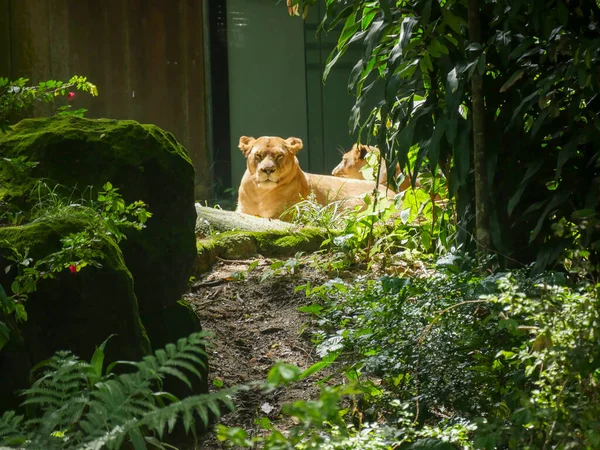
[276,154,284,160]
[255,154,262,161]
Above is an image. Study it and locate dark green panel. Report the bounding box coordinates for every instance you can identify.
[227,0,308,186]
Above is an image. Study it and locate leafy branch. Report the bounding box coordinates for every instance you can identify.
[0,75,98,132]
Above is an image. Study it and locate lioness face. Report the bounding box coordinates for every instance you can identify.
[331,144,371,180]
[239,136,303,188]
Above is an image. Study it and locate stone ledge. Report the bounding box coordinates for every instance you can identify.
[194,228,328,275]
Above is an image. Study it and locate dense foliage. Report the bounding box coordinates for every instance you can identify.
[299,260,600,448]
[218,253,600,449]
[290,0,600,272]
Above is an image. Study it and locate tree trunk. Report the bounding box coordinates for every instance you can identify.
[468,0,491,253]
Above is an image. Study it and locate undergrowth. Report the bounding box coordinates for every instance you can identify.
[218,250,600,449]
[0,332,238,449]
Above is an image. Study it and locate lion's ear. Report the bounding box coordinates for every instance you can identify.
[239,136,256,157]
[358,144,369,160]
[284,137,303,154]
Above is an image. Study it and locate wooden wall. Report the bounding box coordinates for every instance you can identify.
[0,0,211,200]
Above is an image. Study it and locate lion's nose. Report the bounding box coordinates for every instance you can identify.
[262,167,275,175]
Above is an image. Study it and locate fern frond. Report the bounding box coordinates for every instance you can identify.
[0,411,26,445]
[157,366,192,388]
[169,351,207,368]
[162,358,203,380]
[3,332,220,449]
[84,387,240,448]
[81,422,131,450]
[141,388,240,432]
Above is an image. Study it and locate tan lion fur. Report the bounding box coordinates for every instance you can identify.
[331,143,412,192]
[236,136,395,220]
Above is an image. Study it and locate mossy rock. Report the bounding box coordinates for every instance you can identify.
[195,228,327,275]
[0,116,197,315]
[0,216,151,411]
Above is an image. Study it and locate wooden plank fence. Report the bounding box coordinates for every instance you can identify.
[0,0,211,199]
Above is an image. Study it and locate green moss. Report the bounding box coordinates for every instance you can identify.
[254,228,324,255]
[194,228,328,275]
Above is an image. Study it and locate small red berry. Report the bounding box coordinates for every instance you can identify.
[69,265,77,273]
[67,92,76,101]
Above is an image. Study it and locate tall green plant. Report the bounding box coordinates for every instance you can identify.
[288,0,600,271]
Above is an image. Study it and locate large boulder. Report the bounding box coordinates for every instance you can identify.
[0,116,206,410]
[0,116,197,318]
[0,216,151,411]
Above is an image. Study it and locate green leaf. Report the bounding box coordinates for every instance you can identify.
[399,16,418,53]
[10,280,20,295]
[529,109,550,137]
[556,140,577,180]
[299,358,336,380]
[0,283,9,306]
[508,160,543,215]
[267,362,301,386]
[144,436,168,450]
[430,38,449,57]
[348,59,364,91]
[447,67,458,93]
[339,11,359,47]
[428,117,446,172]
[129,427,148,450]
[557,0,569,26]
[421,0,433,25]
[509,90,539,129]
[530,191,570,243]
[499,70,524,93]
[90,334,117,380]
[298,304,323,315]
[363,19,385,60]
[442,8,465,34]
[397,118,416,170]
[324,46,350,82]
[391,17,418,63]
[361,6,377,30]
[422,53,433,73]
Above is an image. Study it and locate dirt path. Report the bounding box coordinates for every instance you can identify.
[184,258,330,449]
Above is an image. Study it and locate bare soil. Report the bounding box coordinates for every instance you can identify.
[184,257,334,449]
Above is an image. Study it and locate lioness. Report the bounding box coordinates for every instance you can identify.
[332,143,412,192]
[236,136,395,220]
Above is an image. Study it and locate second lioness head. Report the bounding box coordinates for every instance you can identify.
[239,136,303,187]
[331,143,377,180]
